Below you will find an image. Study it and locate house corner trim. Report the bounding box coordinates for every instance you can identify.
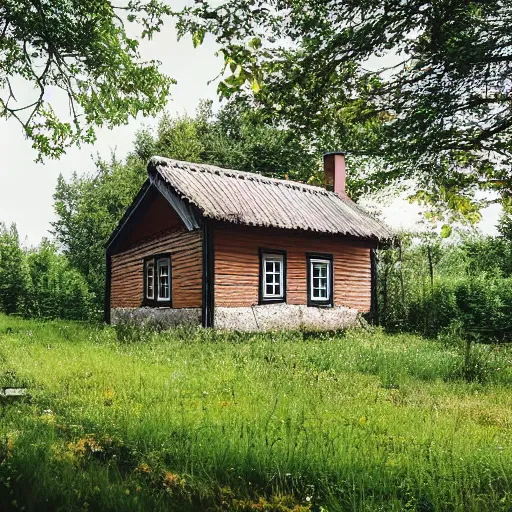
[370,248,379,325]
[104,249,112,324]
[202,221,215,328]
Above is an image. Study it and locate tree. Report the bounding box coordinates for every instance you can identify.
[136,100,320,182]
[52,155,146,307]
[498,206,512,243]
[1,0,172,160]
[195,99,319,183]
[26,239,94,319]
[0,223,30,314]
[177,0,512,221]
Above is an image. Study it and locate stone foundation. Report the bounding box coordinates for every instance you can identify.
[111,307,201,328]
[111,304,360,331]
[214,303,360,331]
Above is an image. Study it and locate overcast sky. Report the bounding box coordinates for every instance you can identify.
[0,16,501,246]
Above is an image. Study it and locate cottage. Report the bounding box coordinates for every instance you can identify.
[105,153,392,331]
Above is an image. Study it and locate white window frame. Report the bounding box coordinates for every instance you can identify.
[145,260,154,300]
[262,253,284,300]
[309,258,331,302]
[156,257,171,302]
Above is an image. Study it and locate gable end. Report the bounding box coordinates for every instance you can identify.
[106,181,201,255]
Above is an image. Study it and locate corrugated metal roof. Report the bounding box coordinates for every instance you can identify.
[148,156,394,241]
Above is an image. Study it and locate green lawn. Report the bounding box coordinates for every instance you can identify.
[1,314,512,511]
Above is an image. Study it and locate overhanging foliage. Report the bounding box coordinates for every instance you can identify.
[177,0,512,220]
[1,0,173,159]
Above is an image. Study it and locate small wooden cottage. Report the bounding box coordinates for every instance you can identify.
[105,153,392,331]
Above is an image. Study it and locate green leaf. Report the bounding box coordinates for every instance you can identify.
[249,37,262,50]
[440,224,452,238]
[174,0,512,219]
[192,29,205,48]
[1,0,172,160]
[250,77,261,94]
[218,81,235,98]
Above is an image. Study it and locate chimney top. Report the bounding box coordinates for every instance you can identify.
[323,152,347,197]
[323,151,346,156]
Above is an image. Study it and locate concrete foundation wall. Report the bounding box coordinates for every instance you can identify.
[214,304,359,332]
[111,308,202,328]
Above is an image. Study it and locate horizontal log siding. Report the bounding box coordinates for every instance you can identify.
[111,228,202,309]
[214,225,373,311]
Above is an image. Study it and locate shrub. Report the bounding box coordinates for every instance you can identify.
[401,277,512,341]
[407,282,458,337]
[454,277,512,341]
[377,234,512,342]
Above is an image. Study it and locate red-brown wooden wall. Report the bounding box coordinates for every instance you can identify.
[110,193,202,309]
[214,224,374,311]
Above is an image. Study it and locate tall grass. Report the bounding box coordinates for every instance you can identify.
[1,314,512,511]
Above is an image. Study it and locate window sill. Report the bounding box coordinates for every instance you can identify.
[258,298,286,305]
[307,302,334,308]
[142,301,172,308]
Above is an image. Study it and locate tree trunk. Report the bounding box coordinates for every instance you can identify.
[426,244,435,334]
[398,242,406,320]
[427,244,434,292]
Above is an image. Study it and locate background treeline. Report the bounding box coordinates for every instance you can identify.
[0,225,94,320]
[2,100,512,340]
[378,227,512,342]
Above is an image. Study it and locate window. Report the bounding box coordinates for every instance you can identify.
[307,253,333,307]
[311,260,329,300]
[263,254,283,298]
[145,261,154,300]
[259,250,286,304]
[143,254,171,306]
[157,257,171,301]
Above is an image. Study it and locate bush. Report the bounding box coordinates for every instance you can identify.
[25,241,95,321]
[401,277,512,341]
[454,277,512,340]
[377,234,512,342]
[0,237,95,321]
[407,282,458,336]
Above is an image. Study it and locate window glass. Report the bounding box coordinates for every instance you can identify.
[157,258,171,301]
[310,259,330,301]
[262,254,284,299]
[146,261,154,299]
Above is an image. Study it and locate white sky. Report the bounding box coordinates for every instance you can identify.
[0,16,501,246]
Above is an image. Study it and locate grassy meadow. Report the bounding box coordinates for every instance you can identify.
[1,314,512,511]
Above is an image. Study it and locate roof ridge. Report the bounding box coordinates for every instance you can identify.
[149,156,334,196]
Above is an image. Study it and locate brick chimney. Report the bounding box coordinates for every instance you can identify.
[323,152,346,197]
